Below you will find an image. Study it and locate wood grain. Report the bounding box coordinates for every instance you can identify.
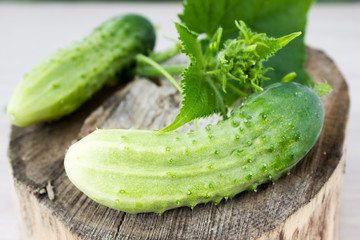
[8,48,349,240]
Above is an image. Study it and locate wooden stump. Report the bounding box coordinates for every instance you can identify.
[8,48,349,240]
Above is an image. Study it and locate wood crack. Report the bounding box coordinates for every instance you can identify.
[113,213,126,240]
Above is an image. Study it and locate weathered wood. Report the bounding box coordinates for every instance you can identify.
[8,48,349,240]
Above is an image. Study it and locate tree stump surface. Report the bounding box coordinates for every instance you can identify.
[8,48,349,240]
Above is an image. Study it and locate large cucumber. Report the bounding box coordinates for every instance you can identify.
[7,14,155,127]
[65,82,324,214]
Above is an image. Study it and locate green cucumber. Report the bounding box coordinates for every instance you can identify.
[7,14,155,127]
[65,82,324,214]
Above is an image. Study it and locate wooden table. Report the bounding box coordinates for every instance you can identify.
[0,2,359,239]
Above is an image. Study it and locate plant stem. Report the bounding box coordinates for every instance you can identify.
[194,119,198,131]
[226,82,248,97]
[150,43,182,64]
[211,75,248,97]
[137,65,186,77]
[136,54,182,93]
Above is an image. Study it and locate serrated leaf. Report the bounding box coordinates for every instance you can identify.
[254,32,302,62]
[179,0,314,86]
[158,23,227,134]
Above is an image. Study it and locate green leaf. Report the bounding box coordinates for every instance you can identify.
[179,0,314,86]
[158,23,227,134]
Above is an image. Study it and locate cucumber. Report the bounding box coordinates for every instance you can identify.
[64,82,324,214]
[7,14,156,127]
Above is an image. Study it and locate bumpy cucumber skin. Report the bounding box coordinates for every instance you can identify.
[7,14,155,127]
[65,82,324,214]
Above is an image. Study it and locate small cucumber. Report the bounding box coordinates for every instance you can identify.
[7,14,155,127]
[65,82,324,214]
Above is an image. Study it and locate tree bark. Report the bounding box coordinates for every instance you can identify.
[8,48,349,240]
